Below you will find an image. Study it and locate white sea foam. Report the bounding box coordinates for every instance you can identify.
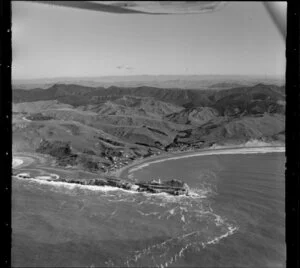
[206,226,238,245]
[14,155,239,268]
[136,210,160,217]
[169,208,175,215]
[35,176,54,180]
[16,175,202,202]
[125,189,239,268]
[16,176,140,194]
[49,173,60,179]
[126,217,238,268]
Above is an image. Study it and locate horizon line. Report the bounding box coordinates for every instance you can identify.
[13,74,285,82]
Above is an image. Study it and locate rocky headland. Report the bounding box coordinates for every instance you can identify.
[15,172,190,196]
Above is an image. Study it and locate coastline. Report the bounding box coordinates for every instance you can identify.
[13,142,285,182]
[113,143,285,179]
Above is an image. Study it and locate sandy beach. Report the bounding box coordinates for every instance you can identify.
[12,158,24,168]
[12,155,38,169]
[114,144,285,178]
[13,143,285,182]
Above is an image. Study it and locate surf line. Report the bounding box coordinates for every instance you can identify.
[128,146,285,173]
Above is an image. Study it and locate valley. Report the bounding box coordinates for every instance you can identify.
[12,83,285,175]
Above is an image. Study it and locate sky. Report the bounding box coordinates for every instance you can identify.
[12,1,286,80]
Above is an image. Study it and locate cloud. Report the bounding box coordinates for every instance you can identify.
[116,65,134,70]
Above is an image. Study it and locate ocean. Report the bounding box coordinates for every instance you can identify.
[12,152,285,267]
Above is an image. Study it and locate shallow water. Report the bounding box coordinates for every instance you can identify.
[12,152,285,267]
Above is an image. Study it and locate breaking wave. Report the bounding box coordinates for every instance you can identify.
[13,165,239,267]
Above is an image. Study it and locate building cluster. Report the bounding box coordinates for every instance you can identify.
[103,143,205,173]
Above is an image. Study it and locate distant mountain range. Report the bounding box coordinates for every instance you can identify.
[13,75,285,90]
[13,83,285,107]
[12,82,285,173]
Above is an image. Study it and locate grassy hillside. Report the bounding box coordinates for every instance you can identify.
[12,83,285,173]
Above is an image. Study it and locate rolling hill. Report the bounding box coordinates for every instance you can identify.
[12,83,285,173]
